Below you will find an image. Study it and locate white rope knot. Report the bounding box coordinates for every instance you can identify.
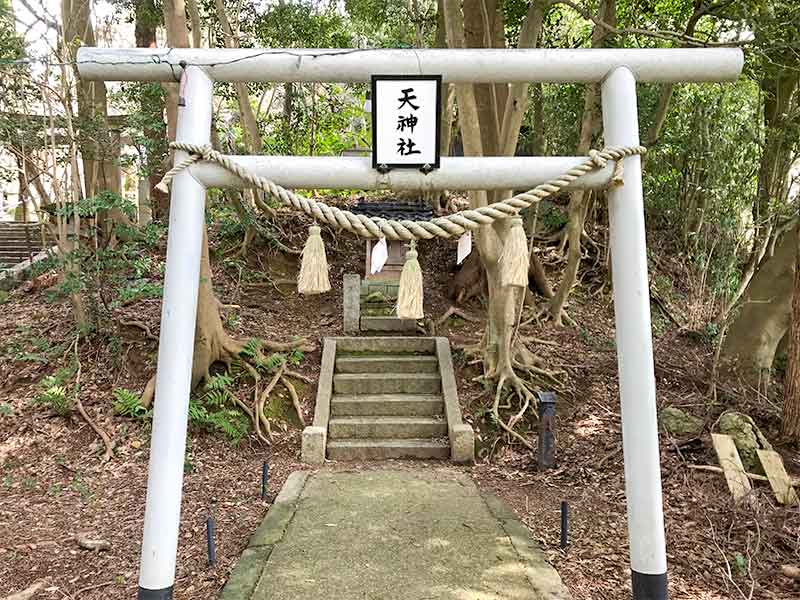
[154,142,647,241]
[589,149,607,169]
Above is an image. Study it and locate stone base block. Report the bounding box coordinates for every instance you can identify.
[301,426,326,465]
[451,424,475,464]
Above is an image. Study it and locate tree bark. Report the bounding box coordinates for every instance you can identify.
[134,0,167,221]
[163,0,189,142]
[716,68,799,323]
[444,0,550,382]
[721,229,797,378]
[782,225,800,441]
[549,0,615,325]
[61,0,120,198]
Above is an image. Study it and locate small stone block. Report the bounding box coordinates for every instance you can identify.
[360,317,417,332]
[343,274,360,334]
[451,424,475,464]
[301,426,326,465]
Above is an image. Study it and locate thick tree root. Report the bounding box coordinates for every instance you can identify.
[468,337,565,452]
[140,324,314,444]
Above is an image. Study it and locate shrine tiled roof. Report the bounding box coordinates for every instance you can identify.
[351,200,434,222]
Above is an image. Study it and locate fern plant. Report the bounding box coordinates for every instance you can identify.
[188,373,248,443]
[240,338,262,360]
[36,383,71,416]
[34,365,76,416]
[112,388,149,419]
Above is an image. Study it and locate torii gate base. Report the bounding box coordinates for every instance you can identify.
[76,47,743,600]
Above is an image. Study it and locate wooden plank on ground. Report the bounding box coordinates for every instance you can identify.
[757,449,799,506]
[711,433,752,503]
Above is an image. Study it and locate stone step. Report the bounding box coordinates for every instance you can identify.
[335,336,435,355]
[328,416,447,439]
[326,438,450,460]
[360,316,416,332]
[0,255,33,264]
[335,355,439,374]
[333,373,441,395]
[331,394,444,416]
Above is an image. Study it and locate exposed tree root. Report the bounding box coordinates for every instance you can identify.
[465,328,565,452]
[435,305,480,329]
[281,374,305,426]
[73,336,113,463]
[1,581,45,600]
[490,370,537,449]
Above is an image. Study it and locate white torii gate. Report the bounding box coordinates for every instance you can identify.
[76,47,743,600]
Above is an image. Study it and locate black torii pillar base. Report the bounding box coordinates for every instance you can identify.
[138,586,173,600]
[632,571,668,600]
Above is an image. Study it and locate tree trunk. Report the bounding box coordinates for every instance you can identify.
[443,0,550,395]
[426,0,455,211]
[549,0,615,325]
[134,0,167,221]
[142,227,250,406]
[715,69,799,323]
[782,226,800,441]
[721,229,797,379]
[141,0,244,406]
[163,0,189,142]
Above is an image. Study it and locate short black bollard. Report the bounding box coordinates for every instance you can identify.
[261,461,269,499]
[560,501,568,550]
[206,516,216,566]
[537,391,557,470]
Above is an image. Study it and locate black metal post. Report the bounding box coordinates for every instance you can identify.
[206,516,216,566]
[560,501,568,550]
[261,461,269,499]
[537,391,557,470]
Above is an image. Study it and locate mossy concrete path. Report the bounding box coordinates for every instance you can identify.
[222,469,571,600]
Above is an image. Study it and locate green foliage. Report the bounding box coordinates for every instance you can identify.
[34,365,76,416]
[112,82,168,177]
[732,552,749,578]
[0,402,12,417]
[112,388,149,419]
[116,280,163,305]
[189,373,249,443]
[344,0,437,47]
[70,472,92,501]
[541,203,568,231]
[288,349,304,366]
[240,338,263,361]
[55,191,137,220]
[36,384,70,415]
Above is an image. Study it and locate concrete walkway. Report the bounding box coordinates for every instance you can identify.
[222,469,570,600]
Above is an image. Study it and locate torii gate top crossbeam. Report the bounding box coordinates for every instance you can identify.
[76,47,743,83]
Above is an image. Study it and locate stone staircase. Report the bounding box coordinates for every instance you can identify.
[302,337,474,464]
[0,223,45,269]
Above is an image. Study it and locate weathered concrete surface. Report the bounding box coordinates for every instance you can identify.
[333,372,442,395]
[326,438,451,460]
[300,426,326,465]
[437,337,475,463]
[343,274,361,334]
[336,355,440,373]
[221,471,309,600]
[361,315,417,332]
[331,394,444,416]
[301,339,335,464]
[223,469,570,600]
[328,415,447,438]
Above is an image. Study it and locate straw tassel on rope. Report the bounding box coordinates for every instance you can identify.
[297,224,330,295]
[500,216,529,287]
[397,241,424,320]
